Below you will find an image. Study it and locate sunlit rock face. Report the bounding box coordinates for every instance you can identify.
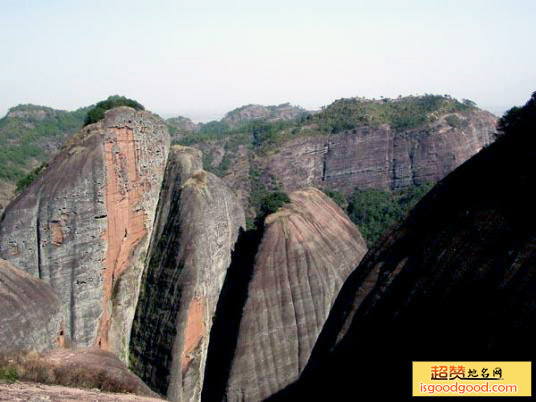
[205,188,367,402]
[0,107,169,359]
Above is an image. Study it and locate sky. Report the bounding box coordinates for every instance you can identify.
[1,0,535,121]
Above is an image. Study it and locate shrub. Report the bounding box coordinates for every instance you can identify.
[0,366,19,383]
[347,183,434,246]
[0,351,150,395]
[259,191,291,217]
[84,95,144,126]
[323,189,347,208]
[497,91,536,135]
[15,163,47,193]
[310,94,474,133]
[445,114,467,129]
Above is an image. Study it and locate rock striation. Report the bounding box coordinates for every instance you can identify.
[0,258,63,353]
[129,146,245,401]
[204,188,367,401]
[269,99,536,401]
[263,109,496,193]
[195,108,496,213]
[0,107,169,359]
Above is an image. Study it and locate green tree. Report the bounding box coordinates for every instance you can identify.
[84,95,144,126]
[347,183,434,246]
[259,191,291,217]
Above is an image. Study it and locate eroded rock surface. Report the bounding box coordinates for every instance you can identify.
[0,107,169,359]
[196,108,497,217]
[265,110,497,193]
[270,114,536,401]
[208,188,367,401]
[129,146,245,401]
[0,258,63,353]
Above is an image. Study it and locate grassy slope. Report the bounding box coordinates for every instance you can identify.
[0,105,87,182]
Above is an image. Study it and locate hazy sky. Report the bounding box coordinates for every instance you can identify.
[1,0,535,121]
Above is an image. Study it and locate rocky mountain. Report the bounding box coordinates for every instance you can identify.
[130,145,245,401]
[0,94,506,401]
[268,93,536,401]
[202,188,367,401]
[166,116,200,141]
[0,104,86,210]
[178,95,497,218]
[222,103,307,127]
[0,258,63,353]
[0,107,170,358]
[0,104,370,401]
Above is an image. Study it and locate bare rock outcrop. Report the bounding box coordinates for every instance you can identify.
[196,108,497,218]
[0,258,63,353]
[265,109,497,193]
[129,146,245,401]
[0,107,169,359]
[204,188,367,401]
[269,99,536,401]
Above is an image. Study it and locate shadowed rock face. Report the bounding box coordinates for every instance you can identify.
[0,258,63,353]
[129,146,245,402]
[269,121,536,401]
[208,188,367,402]
[0,107,169,359]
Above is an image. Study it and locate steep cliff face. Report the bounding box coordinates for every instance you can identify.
[193,107,496,218]
[129,146,245,401]
[269,108,536,400]
[203,188,367,401]
[0,107,169,359]
[267,109,496,193]
[0,258,63,353]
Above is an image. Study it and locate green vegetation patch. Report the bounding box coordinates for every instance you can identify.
[174,95,478,157]
[346,183,435,246]
[259,191,290,217]
[84,95,144,126]
[310,95,476,133]
[15,163,47,193]
[0,366,19,383]
[0,105,86,182]
[498,91,536,136]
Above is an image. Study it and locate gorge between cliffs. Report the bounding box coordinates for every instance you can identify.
[1,92,535,402]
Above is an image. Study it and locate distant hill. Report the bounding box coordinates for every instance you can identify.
[0,95,497,246]
[268,92,536,401]
[0,104,87,209]
[174,95,497,232]
[165,116,200,141]
[222,103,308,127]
